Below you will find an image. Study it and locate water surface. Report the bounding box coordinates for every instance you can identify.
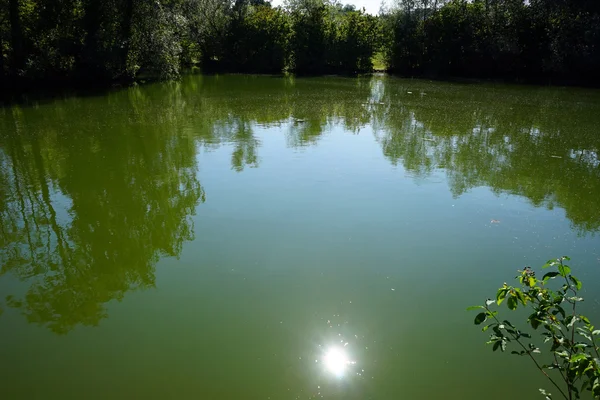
[1,74,600,399]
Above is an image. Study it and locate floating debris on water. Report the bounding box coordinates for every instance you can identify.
[491,219,501,224]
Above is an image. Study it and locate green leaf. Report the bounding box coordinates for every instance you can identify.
[529,314,542,330]
[474,312,487,325]
[493,341,501,352]
[502,320,515,328]
[569,275,582,290]
[493,325,503,336]
[497,288,508,305]
[467,305,484,311]
[592,378,599,397]
[580,315,590,325]
[542,271,560,281]
[592,330,600,336]
[514,289,526,305]
[485,299,495,306]
[507,295,518,311]
[542,260,556,269]
[569,354,587,363]
[577,331,592,341]
[558,264,571,277]
[553,293,564,303]
[584,363,596,373]
[482,324,494,332]
[562,256,571,261]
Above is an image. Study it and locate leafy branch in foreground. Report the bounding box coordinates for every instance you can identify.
[468,257,600,400]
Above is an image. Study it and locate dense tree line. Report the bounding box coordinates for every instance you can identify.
[382,0,600,83]
[0,0,380,88]
[1,0,599,87]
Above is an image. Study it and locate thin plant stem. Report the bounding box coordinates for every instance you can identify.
[484,305,569,400]
[593,342,600,360]
[561,259,577,400]
[552,351,569,396]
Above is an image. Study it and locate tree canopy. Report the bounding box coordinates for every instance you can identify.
[0,0,599,89]
[382,0,600,84]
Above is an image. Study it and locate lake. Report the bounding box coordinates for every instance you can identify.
[1,74,599,399]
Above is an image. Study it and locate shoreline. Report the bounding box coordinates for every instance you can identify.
[2,71,599,107]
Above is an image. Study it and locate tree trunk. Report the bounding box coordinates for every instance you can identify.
[80,0,102,76]
[9,0,24,75]
[120,0,135,80]
[0,27,5,77]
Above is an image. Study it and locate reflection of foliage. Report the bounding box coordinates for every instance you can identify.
[375,79,600,233]
[2,75,600,333]
[117,76,600,236]
[0,75,377,333]
[0,89,204,334]
[213,117,260,171]
[183,74,376,148]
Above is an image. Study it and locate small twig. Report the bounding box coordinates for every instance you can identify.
[485,305,569,400]
[552,345,569,388]
[561,259,577,400]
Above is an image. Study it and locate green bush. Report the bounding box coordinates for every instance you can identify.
[470,257,600,399]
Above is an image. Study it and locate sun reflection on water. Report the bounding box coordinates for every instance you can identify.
[323,346,354,377]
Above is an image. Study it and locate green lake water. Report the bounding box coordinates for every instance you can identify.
[1,74,599,399]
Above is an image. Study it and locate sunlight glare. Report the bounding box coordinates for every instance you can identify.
[323,347,351,377]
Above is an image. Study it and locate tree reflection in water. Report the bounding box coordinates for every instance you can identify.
[1,75,599,334]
